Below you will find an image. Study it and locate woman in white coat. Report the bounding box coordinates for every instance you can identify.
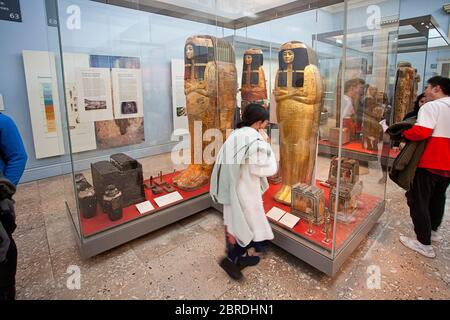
[210,104,278,280]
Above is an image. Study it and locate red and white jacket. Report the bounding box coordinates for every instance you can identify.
[403,96,450,171]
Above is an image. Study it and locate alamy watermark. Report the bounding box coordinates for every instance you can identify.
[170,121,279,166]
[366,264,381,290]
[66,265,81,290]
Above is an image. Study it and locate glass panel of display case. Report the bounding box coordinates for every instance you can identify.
[56,0,223,239]
[0,0,76,233]
[221,3,346,258]
[332,0,400,256]
[423,20,450,81]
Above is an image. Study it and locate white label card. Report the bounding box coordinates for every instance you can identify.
[278,212,300,229]
[266,207,286,221]
[154,191,183,207]
[135,201,155,214]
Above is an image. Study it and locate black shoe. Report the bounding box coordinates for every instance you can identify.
[237,255,260,270]
[219,257,243,280]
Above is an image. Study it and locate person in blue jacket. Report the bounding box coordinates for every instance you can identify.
[0,112,27,300]
[0,113,28,185]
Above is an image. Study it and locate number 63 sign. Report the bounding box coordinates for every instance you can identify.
[0,0,22,23]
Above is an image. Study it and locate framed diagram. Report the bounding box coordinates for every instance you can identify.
[22,50,65,159]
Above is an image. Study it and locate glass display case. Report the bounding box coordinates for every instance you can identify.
[54,0,401,275]
[8,0,420,275]
[212,0,401,276]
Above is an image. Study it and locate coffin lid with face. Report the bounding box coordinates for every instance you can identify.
[277,41,317,88]
[184,35,235,81]
[242,48,264,85]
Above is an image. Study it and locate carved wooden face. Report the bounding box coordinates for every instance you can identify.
[282,49,294,64]
[244,54,253,65]
[185,44,194,59]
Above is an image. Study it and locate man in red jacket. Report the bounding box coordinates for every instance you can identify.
[400,76,450,258]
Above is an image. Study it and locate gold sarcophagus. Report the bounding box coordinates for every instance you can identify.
[291,183,325,225]
[240,48,267,114]
[173,35,237,191]
[392,62,421,124]
[362,95,384,151]
[273,41,323,205]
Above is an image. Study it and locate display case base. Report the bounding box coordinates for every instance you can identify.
[271,201,384,276]
[67,193,211,259]
[212,198,385,276]
[68,181,385,276]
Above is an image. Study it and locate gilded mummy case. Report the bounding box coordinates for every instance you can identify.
[240,48,267,113]
[172,35,237,191]
[273,41,323,205]
[392,62,421,124]
[361,96,384,151]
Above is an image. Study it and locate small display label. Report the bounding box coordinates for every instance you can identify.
[0,0,22,23]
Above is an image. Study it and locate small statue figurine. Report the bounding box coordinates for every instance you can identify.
[273,41,323,205]
[322,209,331,243]
[307,207,314,235]
[173,35,237,191]
[362,86,384,151]
[145,176,163,195]
[240,48,267,114]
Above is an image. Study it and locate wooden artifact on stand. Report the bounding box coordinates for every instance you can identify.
[291,183,325,225]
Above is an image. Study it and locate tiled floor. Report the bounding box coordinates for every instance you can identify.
[12,162,450,300]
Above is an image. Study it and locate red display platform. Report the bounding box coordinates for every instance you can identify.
[319,139,400,159]
[264,181,382,251]
[79,172,209,237]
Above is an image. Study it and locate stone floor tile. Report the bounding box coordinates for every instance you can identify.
[14,181,39,203]
[131,223,204,263]
[145,232,236,299]
[14,227,55,300]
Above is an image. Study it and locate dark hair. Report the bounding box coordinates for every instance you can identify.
[413,93,426,114]
[237,104,269,128]
[344,78,365,93]
[427,76,450,95]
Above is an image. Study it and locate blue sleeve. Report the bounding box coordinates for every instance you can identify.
[0,115,28,185]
